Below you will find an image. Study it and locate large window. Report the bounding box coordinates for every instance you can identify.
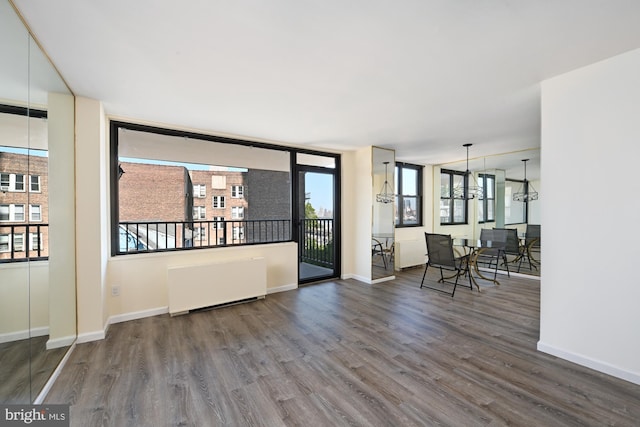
[111,121,295,255]
[440,169,467,224]
[395,162,422,227]
[478,173,495,223]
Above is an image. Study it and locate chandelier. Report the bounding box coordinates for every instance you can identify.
[453,143,483,200]
[376,161,394,204]
[513,159,538,202]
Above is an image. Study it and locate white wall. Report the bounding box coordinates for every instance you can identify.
[107,243,297,319]
[540,47,640,385]
[74,99,330,340]
[0,262,48,342]
[75,97,109,341]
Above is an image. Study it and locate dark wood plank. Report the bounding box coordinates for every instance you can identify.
[44,268,640,426]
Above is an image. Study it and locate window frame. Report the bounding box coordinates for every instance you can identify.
[193,206,206,220]
[193,184,206,198]
[395,162,423,228]
[440,169,468,225]
[231,185,244,199]
[478,173,496,223]
[212,195,226,209]
[231,206,244,219]
[30,204,42,222]
[29,175,41,192]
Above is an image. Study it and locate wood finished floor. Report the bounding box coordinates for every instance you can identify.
[0,335,69,403]
[44,268,639,426]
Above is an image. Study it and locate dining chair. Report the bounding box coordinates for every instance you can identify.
[493,227,520,273]
[421,232,471,297]
[519,224,541,271]
[372,238,387,269]
[477,228,509,279]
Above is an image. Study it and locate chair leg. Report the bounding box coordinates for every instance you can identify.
[420,263,429,288]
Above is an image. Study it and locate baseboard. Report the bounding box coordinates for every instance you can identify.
[77,307,169,343]
[350,274,372,284]
[537,341,640,386]
[341,273,354,280]
[109,306,169,325]
[34,342,76,404]
[46,335,76,350]
[0,326,49,344]
[267,283,297,294]
[371,275,396,284]
[76,330,106,343]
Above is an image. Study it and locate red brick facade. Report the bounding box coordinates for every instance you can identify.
[0,152,49,260]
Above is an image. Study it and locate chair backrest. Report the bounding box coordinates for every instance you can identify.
[526,224,541,248]
[480,228,506,253]
[425,233,456,268]
[494,228,519,254]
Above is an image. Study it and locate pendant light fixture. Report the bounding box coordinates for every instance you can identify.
[453,143,483,200]
[376,161,394,204]
[512,159,538,202]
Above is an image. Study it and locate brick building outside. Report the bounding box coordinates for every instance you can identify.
[0,151,49,261]
[118,161,291,250]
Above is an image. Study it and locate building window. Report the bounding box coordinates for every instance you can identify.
[0,173,25,192]
[13,234,25,252]
[15,174,25,191]
[30,233,42,251]
[0,204,9,221]
[193,206,206,220]
[232,226,244,241]
[193,184,206,198]
[193,226,206,239]
[14,204,25,221]
[478,173,495,223]
[231,185,244,198]
[231,206,244,219]
[30,204,42,222]
[214,216,225,229]
[440,169,467,225]
[0,234,9,252]
[395,162,422,227]
[30,175,41,192]
[212,196,226,209]
[0,204,26,222]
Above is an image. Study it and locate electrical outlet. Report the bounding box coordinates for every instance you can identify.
[111,286,120,297]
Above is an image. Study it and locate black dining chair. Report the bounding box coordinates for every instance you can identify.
[519,224,540,271]
[477,228,509,279]
[420,232,471,297]
[493,227,520,274]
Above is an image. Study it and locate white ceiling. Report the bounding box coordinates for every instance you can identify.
[11,0,640,173]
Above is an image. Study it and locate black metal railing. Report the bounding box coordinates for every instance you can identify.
[118,219,291,254]
[299,218,334,268]
[0,223,48,263]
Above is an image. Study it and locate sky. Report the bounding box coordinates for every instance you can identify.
[305,172,333,215]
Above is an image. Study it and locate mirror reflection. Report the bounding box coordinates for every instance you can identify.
[372,147,395,280]
[0,0,76,403]
[436,148,540,277]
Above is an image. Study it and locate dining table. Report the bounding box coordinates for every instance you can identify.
[453,238,506,290]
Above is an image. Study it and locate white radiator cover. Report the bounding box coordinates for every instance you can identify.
[395,240,426,270]
[167,257,267,315]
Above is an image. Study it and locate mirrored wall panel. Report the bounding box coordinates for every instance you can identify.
[0,0,76,403]
[372,147,395,280]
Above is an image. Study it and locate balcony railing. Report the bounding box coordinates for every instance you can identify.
[118,219,292,254]
[0,223,48,263]
[299,218,333,268]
